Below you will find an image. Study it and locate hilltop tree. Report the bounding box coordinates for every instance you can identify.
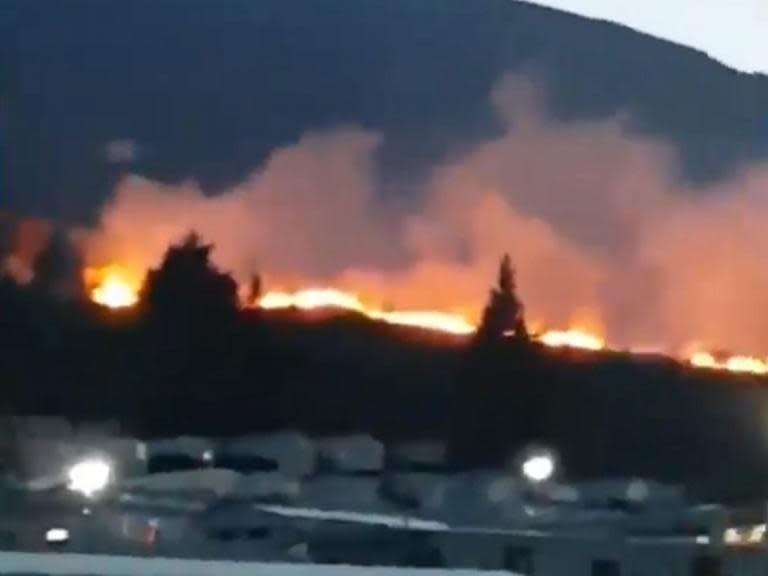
[476,254,528,342]
[140,232,238,325]
[247,273,262,307]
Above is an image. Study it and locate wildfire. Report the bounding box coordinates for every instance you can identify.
[370,310,475,335]
[689,351,768,376]
[260,288,366,314]
[79,270,768,377]
[85,265,140,309]
[258,288,607,344]
[538,329,605,351]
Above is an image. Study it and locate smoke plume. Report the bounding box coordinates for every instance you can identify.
[0,214,52,284]
[84,74,768,355]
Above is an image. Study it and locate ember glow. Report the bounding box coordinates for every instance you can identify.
[85,265,140,309]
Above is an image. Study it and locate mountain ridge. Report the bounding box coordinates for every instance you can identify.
[2,0,767,222]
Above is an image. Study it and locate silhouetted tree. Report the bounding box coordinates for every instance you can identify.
[476,253,527,341]
[140,232,238,325]
[30,230,85,300]
[0,213,13,267]
[248,273,262,306]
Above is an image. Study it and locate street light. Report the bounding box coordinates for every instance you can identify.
[520,450,556,483]
[45,527,70,545]
[67,457,113,498]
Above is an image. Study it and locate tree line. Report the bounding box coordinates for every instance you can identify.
[2,232,768,502]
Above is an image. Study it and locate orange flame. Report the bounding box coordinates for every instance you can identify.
[370,309,475,335]
[538,329,605,351]
[260,288,366,314]
[689,351,768,376]
[258,288,606,344]
[81,268,768,376]
[84,265,140,309]
[258,288,475,335]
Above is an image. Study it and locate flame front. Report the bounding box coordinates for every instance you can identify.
[689,351,768,376]
[259,289,366,314]
[80,271,768,377]
[85,265,140,309]
[369,310,475,335]
[538,329,605,351]
[258,288,475,335]
[258,288,599,341]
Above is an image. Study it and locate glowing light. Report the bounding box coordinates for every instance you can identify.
[724,528,740,545]
[750,524,767,543]
[67,458,112,498]
[45,528,69,544]
[724,524,767,546]
[521,452,556,483]
[86,265,140,309]
[689,351,768,376]
[538,329,605,351]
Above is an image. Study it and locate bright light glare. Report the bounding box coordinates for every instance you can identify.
[725,524,767,546]
[46,528,70,543]
[521,453,556,483]
[67,458,112,498]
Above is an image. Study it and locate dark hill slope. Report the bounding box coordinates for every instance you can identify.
[2,284,768,502]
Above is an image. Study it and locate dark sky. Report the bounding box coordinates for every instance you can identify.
[2,0,767,224]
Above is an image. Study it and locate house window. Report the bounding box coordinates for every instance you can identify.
[692,555,721,576]
[592,559,621,576]
[504,546,534,574]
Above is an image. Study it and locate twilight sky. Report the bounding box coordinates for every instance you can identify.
[3,0,768,352]
[522,0,768,74]
[2,0,767,224]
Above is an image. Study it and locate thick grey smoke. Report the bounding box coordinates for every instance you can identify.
[84,74,768,355]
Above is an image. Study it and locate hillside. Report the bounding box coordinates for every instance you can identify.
[3,279,768,504]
